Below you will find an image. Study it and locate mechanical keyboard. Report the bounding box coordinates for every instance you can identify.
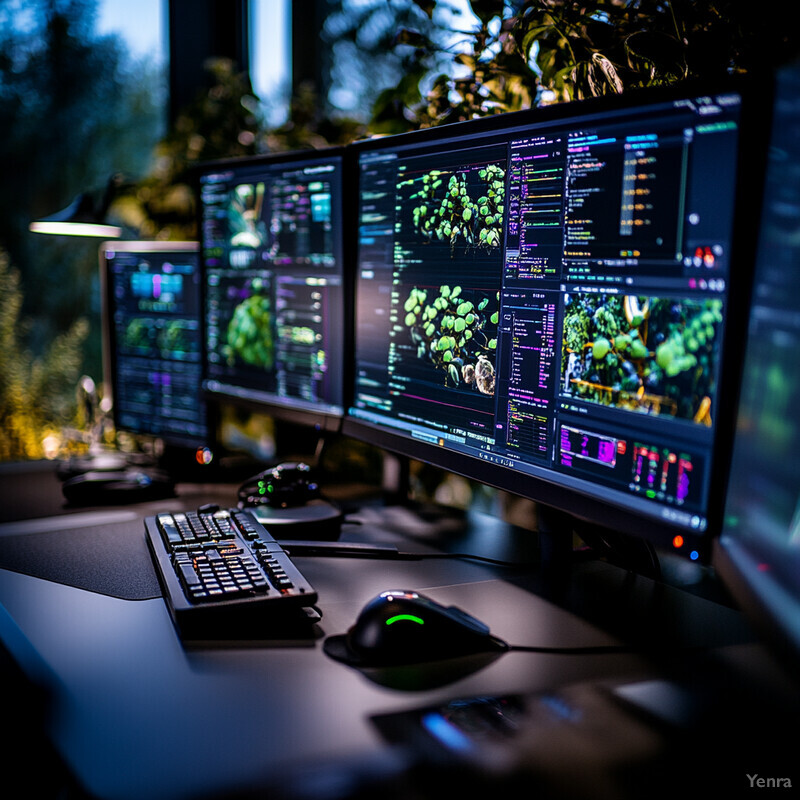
[145,507,319,640]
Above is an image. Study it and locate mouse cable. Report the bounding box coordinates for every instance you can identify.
[507,643,634,655]
[510,638,723,656]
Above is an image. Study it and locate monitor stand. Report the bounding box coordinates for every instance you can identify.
[376,452,661,581]
[250,500,344,541]
[568,514,662,581]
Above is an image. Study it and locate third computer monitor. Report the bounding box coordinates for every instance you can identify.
[101,240,210,452]
[197,149,346,432]
[344,77,772,559]
[713,61,800,672]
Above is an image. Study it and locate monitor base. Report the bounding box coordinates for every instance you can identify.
[250,499,344,541]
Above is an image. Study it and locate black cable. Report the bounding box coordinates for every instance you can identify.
[409,551,535,568]
[280,541,534,568]
[508,644,634,655]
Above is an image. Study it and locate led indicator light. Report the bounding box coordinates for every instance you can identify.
[195,447,213,465]
[672,535,684,549]
[385,614,425,626]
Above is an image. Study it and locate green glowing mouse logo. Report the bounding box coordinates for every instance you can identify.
[385,614,425,626]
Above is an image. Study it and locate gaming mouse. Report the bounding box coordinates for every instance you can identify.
[238,461,321,508]
[327,590,508,667]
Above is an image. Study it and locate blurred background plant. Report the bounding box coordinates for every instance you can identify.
[0,252,89,461]
[1,0,798,463]
[366,0,800,130]
[0,0,164,461]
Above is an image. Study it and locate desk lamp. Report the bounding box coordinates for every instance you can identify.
[29,175,130,478]
[29,174,124,238]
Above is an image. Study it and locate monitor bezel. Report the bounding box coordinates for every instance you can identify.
[193,147,351,434]
[99,239,212,451]
[341,73,775,560]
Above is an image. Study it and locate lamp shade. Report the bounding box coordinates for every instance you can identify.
[29,176,124,238]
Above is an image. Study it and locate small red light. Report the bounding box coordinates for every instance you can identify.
[195,447,213,466]
[672,535,684,549]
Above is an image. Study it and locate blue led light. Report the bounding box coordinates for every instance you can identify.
[421,713,474,753]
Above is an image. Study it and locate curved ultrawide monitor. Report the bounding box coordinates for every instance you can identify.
[197,149,346,432]
[344,77,773,559]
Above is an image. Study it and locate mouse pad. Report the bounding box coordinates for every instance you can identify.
[0,519,162,600]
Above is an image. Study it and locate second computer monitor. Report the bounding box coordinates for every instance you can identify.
[198,150,346,431]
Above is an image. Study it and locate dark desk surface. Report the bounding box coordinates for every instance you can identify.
[1,462,798,800]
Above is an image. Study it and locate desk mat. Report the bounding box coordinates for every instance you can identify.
[0,519,162,600]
